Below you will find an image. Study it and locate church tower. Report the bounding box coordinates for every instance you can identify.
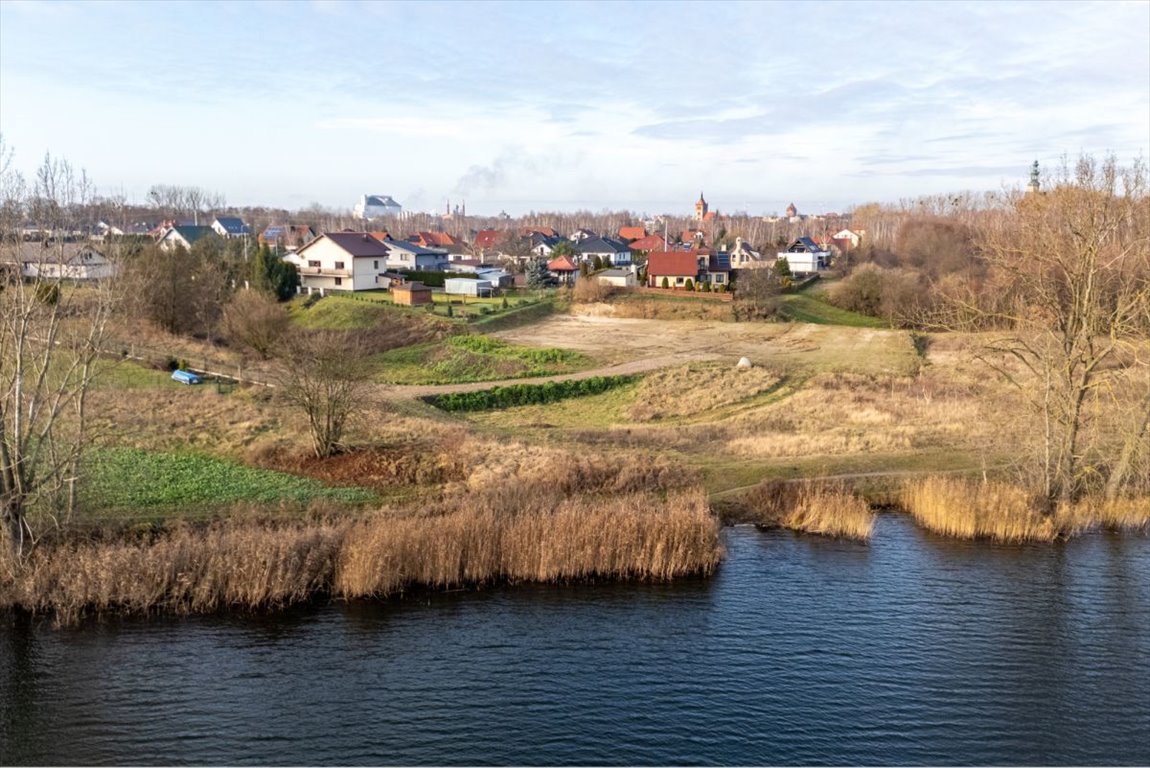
[1027,160,1040,194]
[695,192,708,222]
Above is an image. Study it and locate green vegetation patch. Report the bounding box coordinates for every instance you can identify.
[82,447,377,514]
[375,333,590,384]
[777,292,886,327]
[290,295,393,330]
[426,374,639,412]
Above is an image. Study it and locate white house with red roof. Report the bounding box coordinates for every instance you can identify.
[646,251,701,288]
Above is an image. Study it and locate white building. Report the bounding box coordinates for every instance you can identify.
[14,242,118,280]
[776,237,830,274]
[292,232,396,292]
[353,194,403,219]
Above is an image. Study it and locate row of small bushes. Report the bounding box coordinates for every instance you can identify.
[426,374,638,412]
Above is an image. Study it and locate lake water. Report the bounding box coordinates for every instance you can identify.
[2,515,1148,765]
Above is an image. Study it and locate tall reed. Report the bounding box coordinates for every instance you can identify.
[900,476,1150,542]
[745,479,875,541]
[1,489,722,625]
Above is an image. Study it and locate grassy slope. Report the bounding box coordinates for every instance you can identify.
[81,447,376,520]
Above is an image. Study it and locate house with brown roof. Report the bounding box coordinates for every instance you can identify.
[646,251,701,288]
[292,232,393,292]
[618,226,647,242]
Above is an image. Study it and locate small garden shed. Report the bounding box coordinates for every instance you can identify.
[392,281,433,306]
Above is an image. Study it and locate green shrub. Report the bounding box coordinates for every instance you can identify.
[425,374,638,412]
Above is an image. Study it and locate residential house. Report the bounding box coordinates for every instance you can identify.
[472,229,502,257]
[680,229,707,248]
[13,241,117,280]
[292,232,393,292]
[618,226,646,242]
[354,194,403,219]
[576,236,632,267]
[547,255,579,285]
[628,233,668,253]
[727,237,766,270]
[260,224,317,251]
[95,220,153,239]
[408,231,467,255]
[211,217,250,238]
[702,251,731,287]
[371,235,450,271]
[646,251,700,288]
[157,225,215,252]
[522,226,559,238]
[568,228,597,243]
[597,268,636,288]
[523,231,557,258]
[777,237,830,274]
[833,228,863,250]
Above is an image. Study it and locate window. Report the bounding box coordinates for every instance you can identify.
[308,260,320,268]
[334,277,343,286]
[373,260,379,270]
[334,261,345,270]
[675,277,685,285]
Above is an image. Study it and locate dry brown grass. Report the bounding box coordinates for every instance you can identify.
[723,369,1007,460]
[741,479,875,540]
[900,476,1150,542]
[624,363,782,422]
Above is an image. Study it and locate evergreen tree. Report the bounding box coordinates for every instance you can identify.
[773,257,793,280]
[525,258,550,289]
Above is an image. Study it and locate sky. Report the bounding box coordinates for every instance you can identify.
[1,0,1147,218]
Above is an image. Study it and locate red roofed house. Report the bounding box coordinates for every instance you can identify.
[473,229,501,255]
[547,255,579,285]
[618,226,646,241]
[628,233,667,253]
[409,231,467,255]
[681,229,707,247]
[646,251,701,288]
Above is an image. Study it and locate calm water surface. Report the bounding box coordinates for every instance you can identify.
[2,515,1148,766]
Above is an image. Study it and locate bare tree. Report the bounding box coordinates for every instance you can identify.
[0,140,117,558]
[274,332,370,459]
[221,290,290,360]
[733,267,782,320]
[962,154,1149,507]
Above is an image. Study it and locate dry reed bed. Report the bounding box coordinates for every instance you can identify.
[901,476,1150,542]
[742,479,876,541]
[1,488,721,625]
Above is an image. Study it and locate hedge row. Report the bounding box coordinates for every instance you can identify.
[425,374,638,412]
[395,270,477,287]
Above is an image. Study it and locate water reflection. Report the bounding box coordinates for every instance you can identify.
[2,518,1148,766]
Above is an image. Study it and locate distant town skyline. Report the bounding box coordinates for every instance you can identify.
[1,0,1147,217]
